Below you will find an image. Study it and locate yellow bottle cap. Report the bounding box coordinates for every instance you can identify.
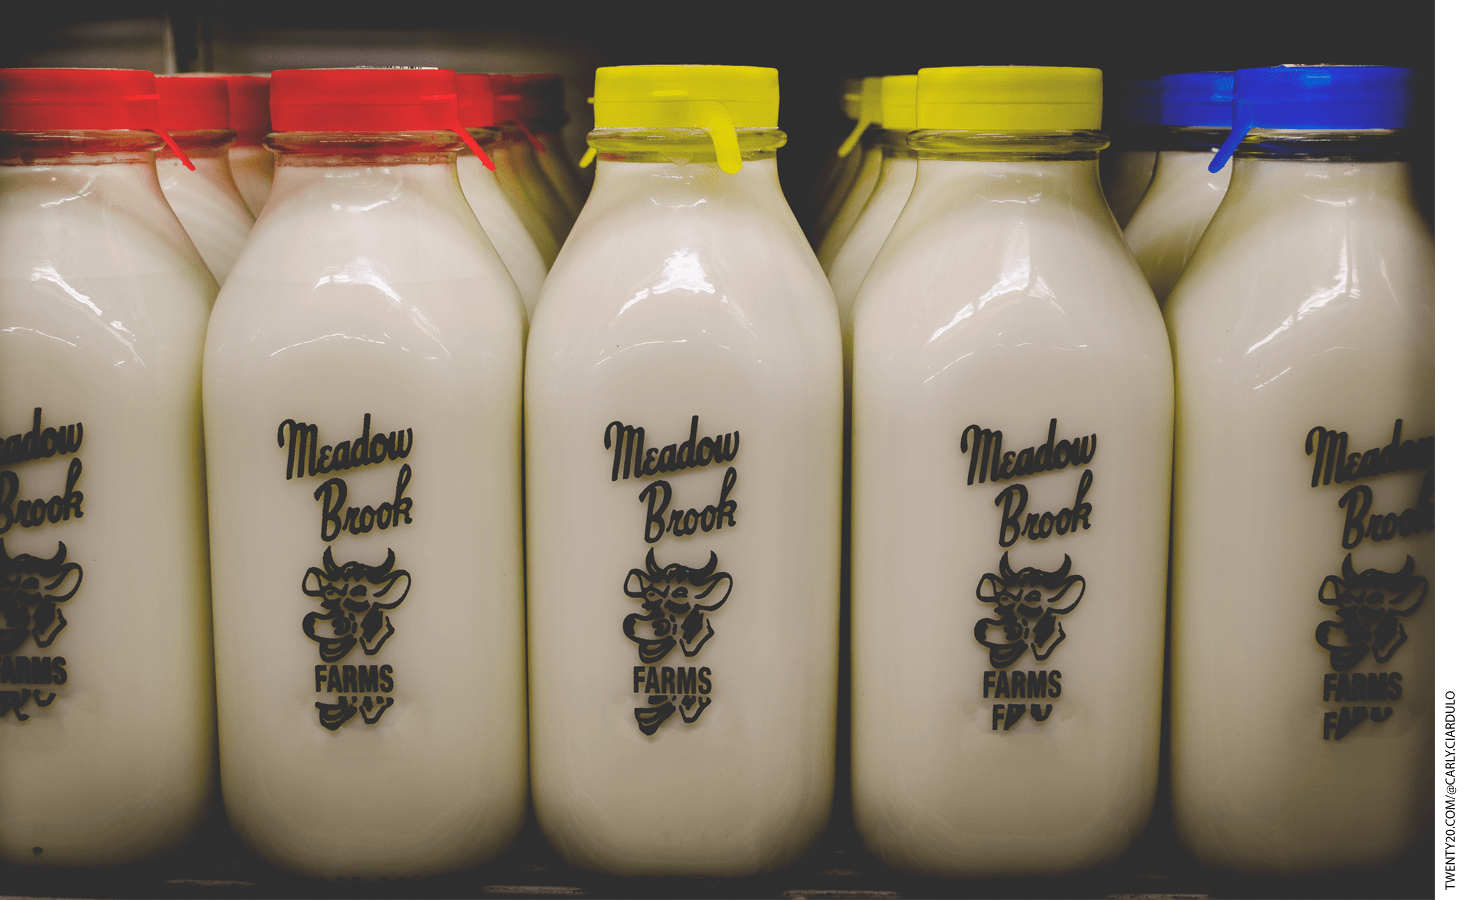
[916,66,1103,131]
[835,75,883,158]
[881,75,917,131]
[839,77,862,120]
[588,64,779,174]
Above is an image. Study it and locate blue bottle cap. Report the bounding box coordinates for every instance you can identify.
[1159,71,1233,129]
[1116,77,1159,125]
[1209,65,1415,172]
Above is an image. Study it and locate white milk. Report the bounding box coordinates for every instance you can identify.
[158,139,256,284]
[816,133,883,270]
[1167,143,1432,874]
[1103,149,1154,228]
[826,139,915,326]
[229,145,274,217]
[458,144,547,313]
[203,133,527,878]
[850,137,1173,875]
[0,133,217,865]
[526,147,842,875]
[1124,135,1230,305]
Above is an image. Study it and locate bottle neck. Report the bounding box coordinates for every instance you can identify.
[259,132,467,214]
[264,131,463,168]
[1225,153,1415,206]
[901,131,1112,223]
[0,130,164,166]
[875,128,915,158]
[585,127,785,167]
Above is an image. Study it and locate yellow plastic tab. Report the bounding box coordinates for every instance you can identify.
[579,145,596,168]
[880,75,918,131]
[591,65,779,174]
[836,75,883,158]
[916,67,1103,131]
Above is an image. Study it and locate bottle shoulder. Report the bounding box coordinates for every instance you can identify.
[1166,191,1434,359]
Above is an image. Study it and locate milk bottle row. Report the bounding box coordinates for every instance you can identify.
[0,62,1430,884]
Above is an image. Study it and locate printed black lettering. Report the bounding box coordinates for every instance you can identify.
[0,410,84,467]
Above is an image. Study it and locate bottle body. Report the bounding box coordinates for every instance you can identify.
[1167,149,1433,874]
[817,131,884,270]
[0,134,217,865]
[458,144,547,313]
[491,132,562,269]
[229,144,274,217]
[827,141,916,325]
[1103,148,1155,228]
[526,149,842,876]
[1123,130,1232,306]
[850,147,1173,877]
[157,131,256,284]
[202,135,527,878]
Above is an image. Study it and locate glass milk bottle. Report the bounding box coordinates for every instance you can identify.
[849,66,1173,877]
[156,75,256,284]
[526,65,842,876]
[457,73,548,313]
[0,67,216,866]
[202,68,526,878]
[487,73,575,252]
[1123,72,1233,305]
[817,75,886,267]
[222,74,273,218]
[1167,65,1431,875]
[515,74,588,216]
[814,75,882,250]
[1101,76,1159,228]
[826,74,916,324]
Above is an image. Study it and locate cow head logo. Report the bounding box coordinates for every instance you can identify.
[0,540,82,655]
[975,552,1084,669]
[622,548,732,665]
[301,547,410,662]
[1316,554,1427,671]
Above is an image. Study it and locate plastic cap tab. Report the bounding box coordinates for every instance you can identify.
[270,67,492,168]
[917,67,1103,131]
[157,75,231,131]
[1159,72,1233,128]
[590,65,779,173]
[221,74,271,144]
[880,75,917,132]
[835,75,882,158]
[0,67,194,168]
[1208,65,1415,172]
[1117,77,1160,125]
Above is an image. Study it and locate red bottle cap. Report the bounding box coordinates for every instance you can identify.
[514,73,570,131]
[484,73,545,152]
[0,67,194,168]
[221,74,271,145]
[269,68,492,168]
[456,73,496,130]
[157,75,231,131]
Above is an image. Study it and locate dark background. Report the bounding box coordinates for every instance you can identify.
[0,2,1436,898]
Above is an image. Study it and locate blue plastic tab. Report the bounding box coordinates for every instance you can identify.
[1159,71,1233,129]
[1116,77,1160,125]
[1209,65,1415,173]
